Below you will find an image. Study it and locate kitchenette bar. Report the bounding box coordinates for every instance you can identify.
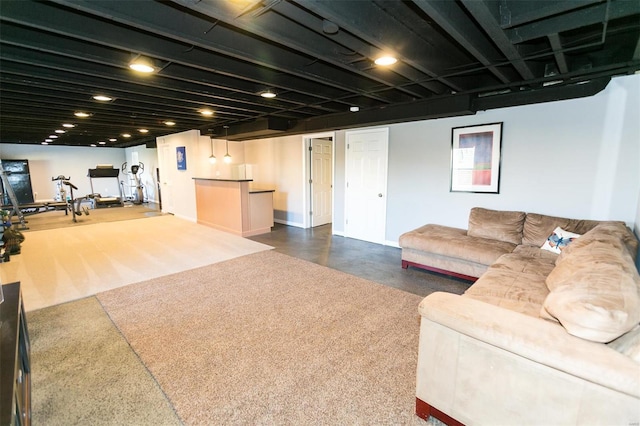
[193,178,275,237]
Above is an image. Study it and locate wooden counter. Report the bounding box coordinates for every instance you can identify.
[193,178,274,237]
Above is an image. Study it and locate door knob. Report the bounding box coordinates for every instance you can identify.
[378,193,383,197]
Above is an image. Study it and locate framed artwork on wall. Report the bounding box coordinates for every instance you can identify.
[176,146,187,170]
[450,122,503,193]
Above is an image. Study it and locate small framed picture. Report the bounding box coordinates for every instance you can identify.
[450,122,503,193]
[176,146,187,170]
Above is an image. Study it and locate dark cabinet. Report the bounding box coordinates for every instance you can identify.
[0,160,34,206]
[0,282,31,426]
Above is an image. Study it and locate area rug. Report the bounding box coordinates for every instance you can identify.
[97,250,431,425]
[28,297,181,426]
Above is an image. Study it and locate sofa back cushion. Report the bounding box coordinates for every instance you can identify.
[467,208,526,245]
[557,222,639,263]
[522,213,609,248]
[542,226,640,343]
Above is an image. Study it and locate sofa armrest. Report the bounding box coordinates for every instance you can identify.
[419,292,640,398]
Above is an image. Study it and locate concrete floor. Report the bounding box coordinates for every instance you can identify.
[250,223,471,298]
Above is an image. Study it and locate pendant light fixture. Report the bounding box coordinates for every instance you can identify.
[223,126,232,164]
[208,137,217,164]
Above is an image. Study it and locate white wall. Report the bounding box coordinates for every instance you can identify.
[244,135,305,226]
[0,144,126,201]
[384,74,639,243]
[240,74,639,246]
[155,130,201,221]
[196,137,246,180]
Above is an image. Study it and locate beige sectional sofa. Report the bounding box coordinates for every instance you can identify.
[399,208,640,425]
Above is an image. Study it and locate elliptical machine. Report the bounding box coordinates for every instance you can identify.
[121,162,145,205]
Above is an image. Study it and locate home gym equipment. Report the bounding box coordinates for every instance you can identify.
[0,160,28,230]
[121,161,145,205]
[0,165,73,229]
[88,165,124,208]
[53,174,67,202]
[0,175,70,217]
[52,176,91,223]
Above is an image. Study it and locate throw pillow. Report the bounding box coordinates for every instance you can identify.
[541,226,580,254]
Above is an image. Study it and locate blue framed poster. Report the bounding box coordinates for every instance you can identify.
[176,146,187,170]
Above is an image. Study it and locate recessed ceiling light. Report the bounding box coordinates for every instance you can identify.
[45,139,53,142]
[109,138,117,142]
[90,144,97,147]
[122,133,131,138]
[374,55,397,66]
[62,123,75,128]
[260,90,276,98]
[55,129,66,134]
[138,128,149,133]
[49,135,58,139]
[41,142,49,145]
[199,109,214,117]
[163,121,176,126]
[74,111,91,118]
[129,56,156,73]
[98,141,107,145]
[92,95,113,102]
[350,106,360,112]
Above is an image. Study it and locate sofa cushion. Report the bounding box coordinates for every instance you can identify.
[557,222,639,263]
[400,224,515,266]
[540,226,581,254]
[467,207,526,245]
[464,266,549,318]
[491,249,557,277]
[464,251,554,317]
[522,213,606,247]
[512,245,559,263]
[543,235,640,343]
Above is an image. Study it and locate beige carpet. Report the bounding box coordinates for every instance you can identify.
[1,215,272,311]
[95,250,433,425]
[28,297,182,426]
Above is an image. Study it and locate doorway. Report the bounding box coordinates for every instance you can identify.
[159,141,174,214]
[303,132,335,229]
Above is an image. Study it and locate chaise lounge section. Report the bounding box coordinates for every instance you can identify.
[400,208,640,425]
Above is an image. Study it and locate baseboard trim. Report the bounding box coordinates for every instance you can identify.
[274,219,304,228]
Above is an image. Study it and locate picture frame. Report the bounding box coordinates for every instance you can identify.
[450,122,503,193]
[176,146,187,170]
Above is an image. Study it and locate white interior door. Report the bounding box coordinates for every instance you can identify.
[345,128,389,244]
[160,143,174,213]
[311,138,333,227]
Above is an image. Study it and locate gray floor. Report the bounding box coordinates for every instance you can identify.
[250,223,471,298]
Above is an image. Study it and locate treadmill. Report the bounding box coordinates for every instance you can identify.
[88,165,124,208]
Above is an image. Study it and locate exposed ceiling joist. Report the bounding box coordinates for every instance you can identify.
[0,0,637,147]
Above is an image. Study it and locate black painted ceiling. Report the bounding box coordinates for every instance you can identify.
[1,0,639,148]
